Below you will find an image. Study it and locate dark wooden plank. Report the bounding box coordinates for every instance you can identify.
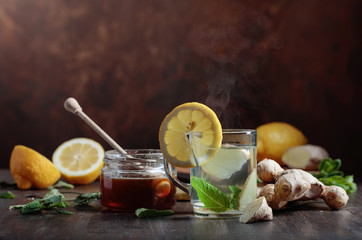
[0,169,361,240]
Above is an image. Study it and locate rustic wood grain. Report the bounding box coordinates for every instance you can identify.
[0,169,361,239]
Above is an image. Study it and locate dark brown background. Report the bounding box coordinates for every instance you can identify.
[0,1,361,179]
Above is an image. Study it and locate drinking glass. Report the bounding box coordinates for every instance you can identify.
[165,129,257,218]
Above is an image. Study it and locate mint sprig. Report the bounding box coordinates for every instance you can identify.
[9,189,72,215]
[191,177,230,212]
[9,189,102,215]
[135,208,174,218]
[313,158,357,194]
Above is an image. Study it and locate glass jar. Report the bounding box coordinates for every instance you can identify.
[100,149,177,211]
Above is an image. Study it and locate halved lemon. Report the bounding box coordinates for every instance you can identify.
[52,138,104,185]
[159,102,222,168]
[10,145,61,190]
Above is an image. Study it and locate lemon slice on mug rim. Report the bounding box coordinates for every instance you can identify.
[158,102,222,168]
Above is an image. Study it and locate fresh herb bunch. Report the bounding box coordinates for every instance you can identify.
[191,177,243,213]
[313,158,357,194]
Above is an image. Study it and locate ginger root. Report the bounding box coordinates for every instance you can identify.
[257,159,349,210]
[275,169,324,202]
[239,196,273,223]
[281,144,329,170]
[322,185,349,209]
[259,183,287,210]
[257,159,284,183]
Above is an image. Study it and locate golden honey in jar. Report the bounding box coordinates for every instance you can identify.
[100,149,176,211]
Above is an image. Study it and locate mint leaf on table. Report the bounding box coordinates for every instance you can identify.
[9,189,72,215]
[43,189,65,206]
[21,200,42,214]
[54,208,74,215]
[135,208,174,218]
[0,191,16,199]
[74,192,100,206]
[51,181,74,189]
[229,186,242,210]
[191,177,230,213]
[313,158,357,194]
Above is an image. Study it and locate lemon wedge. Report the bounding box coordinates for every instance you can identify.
[201,146,247,179]
[159,102,222,168]
[238,168,257,210]
[52,138,104,185]
[10,145,61,190]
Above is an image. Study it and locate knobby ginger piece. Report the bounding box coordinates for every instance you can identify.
[239,196,273,223]
[275,169,324,202]
[322,185,349,209]
[257,182,267,197]
[257,159,284,183]
[259,184,287,210]
[281,144,329,170]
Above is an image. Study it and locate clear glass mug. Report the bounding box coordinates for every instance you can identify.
[164,129,257,218]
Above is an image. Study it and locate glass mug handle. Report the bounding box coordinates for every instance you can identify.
[163,158,190,195]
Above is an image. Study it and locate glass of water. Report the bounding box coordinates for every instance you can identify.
[189,129,257,218]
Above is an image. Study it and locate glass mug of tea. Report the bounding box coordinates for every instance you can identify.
[100,149,177,211]
[164,129,257,218]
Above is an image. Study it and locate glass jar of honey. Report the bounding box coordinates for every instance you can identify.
[100,149,177,211]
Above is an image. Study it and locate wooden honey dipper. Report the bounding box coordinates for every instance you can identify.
[64,97,128,155]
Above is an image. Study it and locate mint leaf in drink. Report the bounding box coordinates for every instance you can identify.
[191,177,230,212]
[74,192,101,206]
[51,181,74,189]
[0,191,16,199]
[229,186,242,209]
[135,208,174,218]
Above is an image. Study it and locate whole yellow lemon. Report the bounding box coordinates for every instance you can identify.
[257,122,308,165]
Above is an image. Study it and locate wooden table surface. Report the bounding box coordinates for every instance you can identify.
[0,169,361,240]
